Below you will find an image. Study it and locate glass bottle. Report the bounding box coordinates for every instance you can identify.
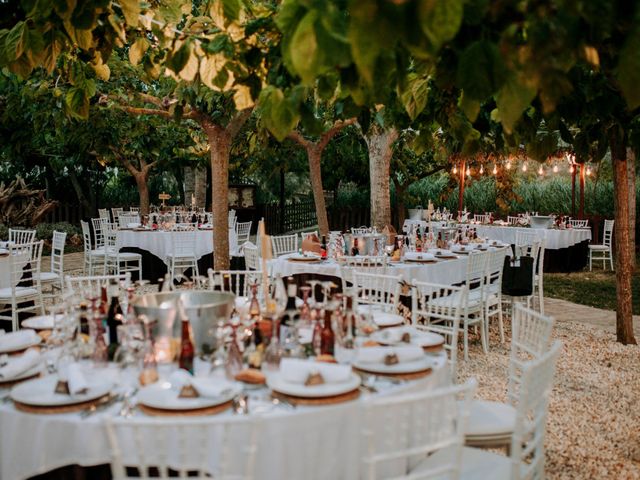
[224,324,243,380]
[320,308,335,356]
[263,317,282,372]
[179,319,195,374]
[91,307,108,368]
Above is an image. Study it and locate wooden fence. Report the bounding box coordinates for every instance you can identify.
[262,198,317,234]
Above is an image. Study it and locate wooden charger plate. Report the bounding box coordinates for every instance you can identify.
[404,258,438,264]
[13,393,111,415]
[271,388,360,406]
[0,372,41,389]
[138,400,233,417]
[352,366,433,381]
[288,257,321,263]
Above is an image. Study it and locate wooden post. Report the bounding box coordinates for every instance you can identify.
[571,166,576,216]
[579,163,586,219]
[458,158,466,216]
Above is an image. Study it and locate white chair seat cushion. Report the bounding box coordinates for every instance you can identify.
[430,289,483,311]
[168,253,197,259]
[37,272,60,282]
[464,400,516,437]
[413,446,511,480]
[90,248,107,256]
[588,244,609,251]
[0,287,39,299]
[109,252,142,260]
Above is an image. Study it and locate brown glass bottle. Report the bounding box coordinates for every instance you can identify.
[320,309,335,356]
[179,320,195,374]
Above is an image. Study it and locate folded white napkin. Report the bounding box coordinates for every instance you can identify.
[301,251,321,258]
[234,296,250,316]
[200,224,212,228]
[403,252,435,261]
[0,348,40,379]
[355,346,424,364]
[279,358,351,384]
[58,363,89,395]
[0,330,40,350]
[127,222,141,228]
[168,370,233,398]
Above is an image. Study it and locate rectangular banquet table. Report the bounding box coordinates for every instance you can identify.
[0,358,448,480]
[469,224,591,250]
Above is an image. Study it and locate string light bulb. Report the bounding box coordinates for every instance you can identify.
[452,165,457,174]
[586,166,592,176]
[553,165,558,173]
[466,166,471,177]
[493,165,498,175]
[569,165,574,173]
[479,165,484,174]
[506,161,512,170]
[538,165,544,175]
[522,163,527,172]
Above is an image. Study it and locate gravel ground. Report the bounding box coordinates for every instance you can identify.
[457,315,640,480]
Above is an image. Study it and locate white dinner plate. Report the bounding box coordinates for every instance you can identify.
[370,326,445,348]
[10,375,112,406]
[353,356,435,375]
[22,315,55,330]
[267,371,361,398]
[0,336,41,354]
[287,253,321,262]
[0,364,42,384]
[137,380,240,410]
[371,311,404,327]
[0,248,8,255]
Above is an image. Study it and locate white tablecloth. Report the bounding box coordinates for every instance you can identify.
[0,255,11,289]
[470,225,591,250]
[270,248,510,286]
[0,357,447,480]
[117,230,239,265]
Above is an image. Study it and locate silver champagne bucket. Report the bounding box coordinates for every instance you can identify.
[344,233,386,256]
[132,291,235,360]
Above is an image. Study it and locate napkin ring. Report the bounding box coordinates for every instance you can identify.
[304,372,325,386]
[178,385,200,398]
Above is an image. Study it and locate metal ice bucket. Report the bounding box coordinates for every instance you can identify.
[344,233,386,255]
[132,291,235,360]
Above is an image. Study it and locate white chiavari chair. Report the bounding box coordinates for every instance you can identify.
[270,234,298,258]
[455,342,561,480]
[242,242,260,271]
[568,218,588,228]
[514,230,539,253]
[104,224,142,279]
[464,303,555,450]
[351,226,370,235]
[505,239,542,311]
[106,413,260,480]
[208,269,264,313]
[167,229,199,282]
[433,250,488,361]
[37,230,66,300]
[111,207,124,223]
[228,210,237,230]
[352,271,403,327]
[236,221,252,244]
[129,207,139,214]
[473,214,490,223]
[66,273,131,300]
[0,241,44,331]
[484,247,507,345]
[8,228,36,245]
[361,379,477,480]
[411,281,467,381]
[300,230,319,243]
[118,213,141,228]
[507,216,519,225]
[533,240,546,313]
[98,208,110,221]
[91,217,108,251]
[589,219,614,271]
[81,220,106,275]
[338,256,388,294]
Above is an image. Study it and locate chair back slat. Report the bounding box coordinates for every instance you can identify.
[270,234,298,258]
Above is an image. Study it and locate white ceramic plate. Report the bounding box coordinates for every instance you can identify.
[0,336,41,354]
[137,380,240,410]
[353,356,435,375]
[267,371,361,398]
[288,253,321,262]
[10,375,112,406]
[370,327,445,348]
[22,315,55,330]
[0,363,42,384]
[371,311,404,327]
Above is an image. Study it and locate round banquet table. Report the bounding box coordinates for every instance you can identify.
[468,225,592,272]
[0,356,448,480]
[269,247,511,286]
[116,229,239,283]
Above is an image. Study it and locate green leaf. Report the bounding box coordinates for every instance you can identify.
[456,40,507,101]
[119,0,140,27]
[348,0,381,86]
[289,10,319,85]
[74,28,93,50]
[616,28,640,110]
[53,0,77,20]
[42,30,64,73]
[418,0,463,48]
[495,73,536,134]
[400,73,429,120]
[222,0,241,22]
[168,40,192,75]
[5,22,27,61]
[259,86,300,141]
[458,91,480,122]
[128,37,149,66]
[65,86,90,119]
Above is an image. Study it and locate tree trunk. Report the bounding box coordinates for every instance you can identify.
[579,163,585,219]
[395,185,407,229]
[365,127,398,230]
[194,165,207,208]
[458,158,466,216]
[68,170,92,217]
[203,122,231,270]
[610,128,637,344]
[627,148,636,271]
[184,166,195,206]
[308,147,330,236]
[133,171,151,215]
